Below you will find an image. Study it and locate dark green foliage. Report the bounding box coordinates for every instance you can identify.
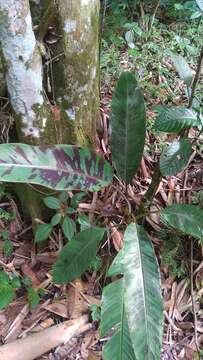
[110,72,146,183]
[154,107,199,132]
[34,223,53,243]
[53,227,105,284]
[160,139,192,176]
[62,216,76,240]
[161,205,203,242]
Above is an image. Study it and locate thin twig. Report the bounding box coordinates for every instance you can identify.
[188,45,203,108]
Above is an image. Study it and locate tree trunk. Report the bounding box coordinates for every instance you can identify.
[0,0,101,224]
[0,0,57,145]
[53,0,100,146]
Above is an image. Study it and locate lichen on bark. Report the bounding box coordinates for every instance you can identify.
[0,0,55,143]
[53,0,101,147]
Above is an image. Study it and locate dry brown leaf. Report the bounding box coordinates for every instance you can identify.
[67,279,88,319]
[110,223,123,251]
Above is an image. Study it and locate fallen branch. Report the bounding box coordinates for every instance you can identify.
[0,315,90,360]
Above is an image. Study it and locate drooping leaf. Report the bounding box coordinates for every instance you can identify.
[122,224,163,360]
[43,196,61,209]
[34,223,53,243]
[53,227,105,284]
[196,0,203,11]
[0,144,112,191]
[100,279,136,360]
[154,106,199,133]
[170,52,193,86]
[160,139,192,176]
[161,205,203,242]
[110,72,146,183]
[62,216,76,240]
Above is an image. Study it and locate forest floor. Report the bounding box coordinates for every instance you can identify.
[0,12,203,360]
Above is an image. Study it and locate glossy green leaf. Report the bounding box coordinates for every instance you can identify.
[160,139,192,176]
[62,216,76,240]
[100,279,136,360]
[161,205,203,242]
[154,106,199,133]
[53,227,105,284]
[51,213,62,226]
[170,52,193,86]
[110,71,146,183]
[34,223,53,243]
[122,224,163,360]
[0,144,112,191]
[43,196,61,209]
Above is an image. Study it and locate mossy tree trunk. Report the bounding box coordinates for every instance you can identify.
[0,0,100,224]
[52,0,100,146]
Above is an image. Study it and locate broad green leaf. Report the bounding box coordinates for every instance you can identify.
[160,139,192,176]
[170,52,193,86]
[110,71,146,183]
[0,271,10,284]
[100,279,136,360]
[53,227,105,284]
[43,196,61,209]
[196,0,203,11]
[154,107,199,133]
[0,144,112,192]
[161,205,203,242]
[0,283,14,310]
[11,276,21,289]
[122,224,163,360]
[62,216,76,240]
[34,223,53,243]
[51,213,62,226]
